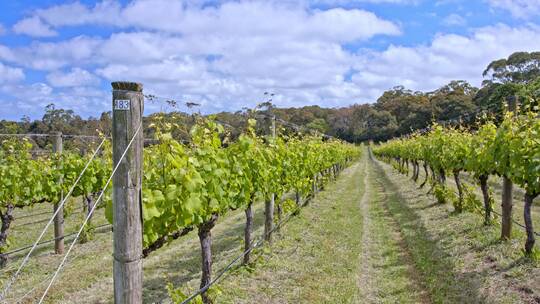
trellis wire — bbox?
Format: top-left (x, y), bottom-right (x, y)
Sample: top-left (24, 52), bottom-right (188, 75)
top-left (13, 207), bottom-right (85, 224)
top-left (491, 209), bottom-right (540, 237)
top-left (401, 101), bottom-right (506, 138)
top-left (377, 156), bottom-right (540, 239)
top-left (3, 223), bottom-right (112, 257)
top-left (181, 199), bottom-right (308, 304)
top-left (0, 133), bottom-right (107, 139)
top-left (0, 137), bottom-right (106, 300)
top-left (37, 123), bottom-right (142, 303)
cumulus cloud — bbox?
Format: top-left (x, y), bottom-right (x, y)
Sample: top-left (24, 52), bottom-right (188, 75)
top-left (3, 1), bottom-right (399, 67)
top-left (12, 16), bottom-right (57, 37)
top-left (442, 13), bottom-right (466, 26)
top-left (35, 0), bottom-right (123, 27)
top-left (32, 0), bottom-right (400, 41)
top-left (0, 62), bottom-right (25, 84)
top-left (487, 0), bottom-right (540, 19)
top-left (312, 0), bottom-right (419, 4)
top-left (0, 36), bottom-right (102, 70)
top-left (46, 68), bottom-right (101, 87)
top-left (351, 24), bottom-right (540, 100)
top-left (0, 82), bottom-right (110, 119)
top-left (0, 1), bottom-right (402, 115)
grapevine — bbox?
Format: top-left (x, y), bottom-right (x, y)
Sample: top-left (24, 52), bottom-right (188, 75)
top-left (373, 112), bottom-right (539, 255)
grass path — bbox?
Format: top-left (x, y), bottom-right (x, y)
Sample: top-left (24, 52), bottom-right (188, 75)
top-left (357, 156), bottom-right (375, 301)
top-left (216, 149), bottom-right (539, 303)
top-left (358, 155), bottom-right (430, 304)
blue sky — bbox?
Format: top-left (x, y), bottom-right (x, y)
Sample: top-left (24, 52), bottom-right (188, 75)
top-left (0, 0), bottom-right (539, 120)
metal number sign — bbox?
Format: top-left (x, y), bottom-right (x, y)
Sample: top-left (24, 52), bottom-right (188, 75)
top-left (114, 99), bottom-right (131, 110)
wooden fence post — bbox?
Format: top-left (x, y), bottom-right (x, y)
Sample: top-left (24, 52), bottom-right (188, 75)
top-left (52, 132), bottom-right (64, 254)
top-left (264, 116), bottom-right (276, 242)
top-left (501, 95), bottom-right (515, 240)
top-left (501, 177), bottom-right (513, 239)
top-left (112, 81), bottom-right (144, 304)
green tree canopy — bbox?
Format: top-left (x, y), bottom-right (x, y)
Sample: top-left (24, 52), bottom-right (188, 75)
top-left (483, 51), bottom-right (540, 84)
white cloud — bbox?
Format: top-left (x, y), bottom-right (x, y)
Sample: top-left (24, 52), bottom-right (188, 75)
top-left (0, 36), bottom-right (102, 70)
top-left (1, 82), bottom-right (110, 119)
top-left (4, 1), bottom-right (399, 67)
top-left (312, 0), bottom-right (419, 4)
top-left (32, 1), bottom-right (401, 41)
top-left (0, 62), bottom-right (25, 84)
top-left (0, 24), bottom-right (6, 35)
top-left (0, 45), bottom-right (15, 62)
top-left (487, 0), bottom-right (540, 19)
top-left (12, 16), bottom-right (57, 37)
top-left (46, 68), bottom-right (101, 87)
top-left (442, 13), bottom-right (466, 26)
top-left (351, 24), bottom-right (540, 100)
top-left (35, 0), bottom-right (123, 27)
top-left (305, 8), bottom-right (400, 41)
top-left (0, 82), bottom-right (54, 118)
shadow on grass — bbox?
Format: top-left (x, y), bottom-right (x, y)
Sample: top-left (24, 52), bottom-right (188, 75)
top-left (7, 223), bottom-right (112, 262)
top-left (471, 236), bottom-right (503, 252)
top-left (499, 256), bottom-right (536, 273)
top-left (412, 201), bottom-right (440, 211)
top-left (142, 206), bottom-right (266, 303)
top-left (372, 159), bottom-right (488, 304)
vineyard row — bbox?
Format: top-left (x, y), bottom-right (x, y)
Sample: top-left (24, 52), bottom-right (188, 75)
top-left (373, 111), bottom-right (540, 256)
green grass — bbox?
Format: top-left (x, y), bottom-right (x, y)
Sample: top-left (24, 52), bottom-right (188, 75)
top-left (7, 197), bottom-right (108, 254)
top-left (359, 163), bottom-right (429, 304)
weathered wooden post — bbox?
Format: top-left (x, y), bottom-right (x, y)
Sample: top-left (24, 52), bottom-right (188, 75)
top-left (501, 95), bottom-right (516, 240)
top-left (264, 116), bottom-right (276, 242)
top-left (501, 177), bottom-right (513, 239)
top-left (243, 201), bottom-right (254, 265)
top-left (52, 132), bottom-right (64, 254)
top-left (112, 81), bottom-right (144, 304)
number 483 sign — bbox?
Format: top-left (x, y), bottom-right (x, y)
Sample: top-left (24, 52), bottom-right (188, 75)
top-left (114, 99), bottom-right (131, 110)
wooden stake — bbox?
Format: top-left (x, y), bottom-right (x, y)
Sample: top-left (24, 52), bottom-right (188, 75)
top-left (264, 116), bottom-right (276, 243)
top-left (243, 201), bottom-right (253, 265)
top-left (264, 197), bottom-right (274, 243)
top-left (52, 132), bottom-right (64, 255)
top-left (501, 176), bottom-right (513, 240)
top-left (501, 96), bottom-right (515, 240)
top-left (112, 81), bottom-right (144, 304)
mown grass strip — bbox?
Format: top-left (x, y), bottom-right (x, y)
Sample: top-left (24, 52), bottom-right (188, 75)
top-left (371, 158), bottom-right (490, 303)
